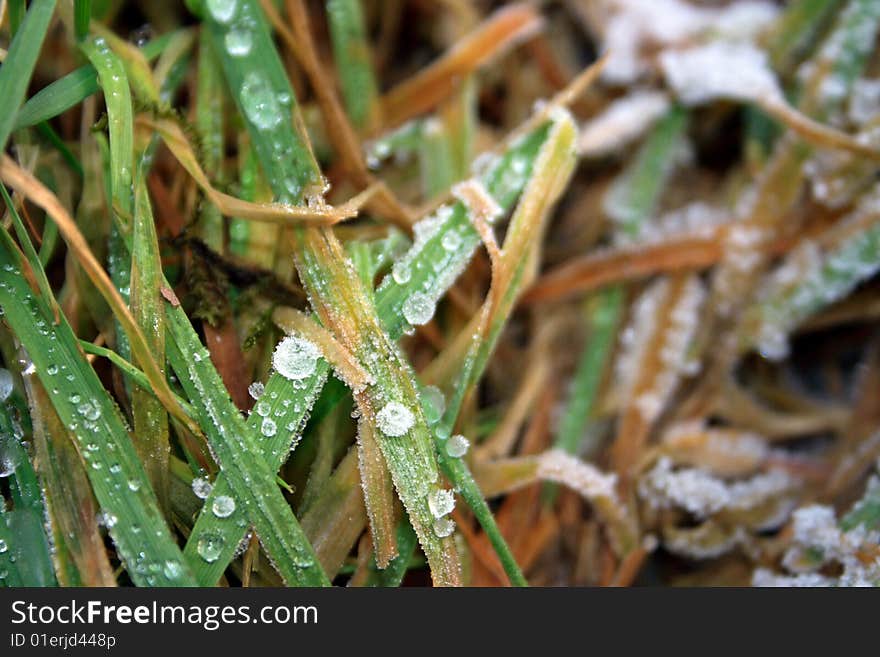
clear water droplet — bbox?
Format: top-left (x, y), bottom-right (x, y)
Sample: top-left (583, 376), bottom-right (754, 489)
top-left (212, 495), bottom-right (236, 518)
top-left (392, 261), bottom-right (411, 285)
top-left (206, 0), bottom-right (237, 24)
top-left (163, 560), bottom-right (183, 579)
top-left (197, 532), bottom-right (224, 563)
top-left (0, 369), bottom-right (11, 401)
top-left (225, 30), bottom-right (252, 57)
top-left (420, 385), bottom-right (445, 425)
top-left (240, 71), bottom-right (283, 130)
top-left (261, 417), bottom-right (277, 437)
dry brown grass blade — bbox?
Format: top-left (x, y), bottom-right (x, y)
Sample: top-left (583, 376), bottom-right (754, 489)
top-left (0, 154), bottom-right (201, 438)
top-left (610, 274), bottom-right (705, 487)
top-left (380, 3), bottom-right (544, 129)
top-left (761, 97), bottom-right (880, 162)
top-left (522, 233), bottom-right (723, 304)
top-left (203, 319), bottom-right (251, 411)
top-left (141, 117), bottom-right (373, 225)
top-left (473, 449), bottom-right (637, 555)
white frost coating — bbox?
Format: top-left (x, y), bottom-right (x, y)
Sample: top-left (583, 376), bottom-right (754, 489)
top-left (579, 90), bottom-right (670, 156)
top-left (600, 0), bottom-right (779, 84)
top-left (639, 457), bottom-right (796, 518)
top-left (662, 422), bottom-right (768, 476)
top-left (0, 368), bottom-right (12, 401)
top-left (616, 276), bottom-right (705, 422)
top-left (272, 336), bottom-right (321, 380)
top-left (752, 569), bottom-right (835, 587)
top-left (375, 401), bottom-right (414, 437)
top-left (659, 41), bottom-right (782, 106)
top-left (790, 505), bottom-right (841, 553)
top-left (536, 449), bottom-right (618, 501)
top-left (452, 180), bottom-right (503, 226)
top-left (427, 488), bottom-right (455, 519)
top-left (849, 78), bottom-right (880, 124)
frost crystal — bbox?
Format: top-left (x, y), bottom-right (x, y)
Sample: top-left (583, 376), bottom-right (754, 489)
top-left (376, 401), bottom-right (415, 437)
top-left (273, 335), bottom-right (321, 380)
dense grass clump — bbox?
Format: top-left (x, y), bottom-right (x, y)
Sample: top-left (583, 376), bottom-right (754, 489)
top-left (1, 0), bottom-right (880, 587)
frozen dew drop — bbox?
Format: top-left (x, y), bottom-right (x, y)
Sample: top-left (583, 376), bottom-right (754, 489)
top-left (273, 335), bottom-right (320, 380)
top-left (206, 0), bottom-right (237, 24)
top-left (240, 71), bottom-right (283, 131)
top-left (0, 539), bottom-right (6, 553)
top-left (128, 479), bottom-right (141, 492)
top-left (197, 532), bottom-right (225, 563)
top-left (77, 401), bottom-right (101, 421)
top-left (109, 463), bottom-right (122, 474)
top-left (261, 417), bottom-right (278, 437)
top-left (248, 381), bottom-right (265, 400)
top-left (433, 516), bottom-right (455, 538)
top-left (192, 476), bottom-right (213, 500)
top-left (376, 401), bottom-right (414, 437)
top-left (255, 401), bottom-right (270, 417)
top-left (212, 495), bottom-right (236, 518)
top-left (427, 488), bottom-right (456, 519)
top-left (446, 434), bottom-right (470, 458)
top-left (224, 30), bottom-right (252, 57)
top-left (402, 292), bottom-right (435, 326)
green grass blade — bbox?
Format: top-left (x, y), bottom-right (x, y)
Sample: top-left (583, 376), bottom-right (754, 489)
top-left (130, 173), bottom-right (170, 512)
top-left (74, 0), bottom-right (91, 41)
top-left (554, 286), bottom-right (625, 456)
top-left (0, 402), bottom-right (56, 586)
top-left (603, 107), bottom-right (688, 242)
top-left (0, 0), bottom-right (57, 152)
top-left (165, 310), bottom-right (330, 586)
top-left (326, 0), bottom-right (380, 132)
top-left (0, 233), bottom-right (196, 586)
